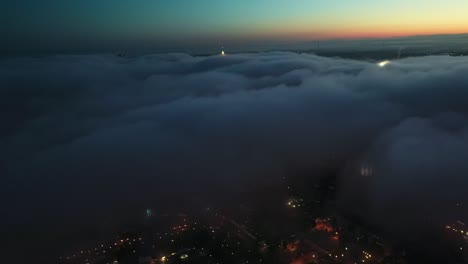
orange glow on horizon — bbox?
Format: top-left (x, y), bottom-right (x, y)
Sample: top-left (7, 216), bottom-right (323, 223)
top-left (233, 13), bottom-right (468, 41)
top-left (249, 26), bottom-right (468, 41)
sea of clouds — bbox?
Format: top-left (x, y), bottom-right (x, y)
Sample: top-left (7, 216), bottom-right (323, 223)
top-left (2, 52), bottom-right (468, 262)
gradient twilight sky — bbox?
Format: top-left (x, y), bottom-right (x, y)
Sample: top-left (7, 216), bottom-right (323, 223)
top-left (2, 0), bottom-right (468, 53)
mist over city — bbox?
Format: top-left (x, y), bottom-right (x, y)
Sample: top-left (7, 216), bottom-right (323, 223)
top-left (2, 1), bottom-right (468, 264)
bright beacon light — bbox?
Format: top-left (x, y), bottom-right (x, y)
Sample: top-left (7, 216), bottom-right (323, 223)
top-left (378, 60), bottom-right (391, 67)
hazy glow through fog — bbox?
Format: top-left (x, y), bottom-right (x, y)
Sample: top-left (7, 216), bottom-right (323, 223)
top-left (378, 60), bottom-right (391, 67)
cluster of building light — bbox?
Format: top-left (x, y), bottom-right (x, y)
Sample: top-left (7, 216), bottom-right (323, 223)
top-left (60, 237), bottom-right (144, 262)
top-left (314, 218), bottom-right (335, 233)
top-left (329, 253), bottom-right (346, 259)
top-left (446, 225), bottom-right (468, 236)
top-left (287, 198), bottom-right (304, 208)
top-left (173, 224), bottom-right (189, 232)
top-left (60, 194), bottom-right (402, 264)
top-left (362, 250), bottom-right (373, 262)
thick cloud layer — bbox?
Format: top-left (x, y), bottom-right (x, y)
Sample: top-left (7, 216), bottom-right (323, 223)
top-left (2, 52), bottom-right (468, 262)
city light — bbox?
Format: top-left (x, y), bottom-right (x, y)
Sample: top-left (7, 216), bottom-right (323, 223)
top-left (378, 60), bottom-right (391, 67)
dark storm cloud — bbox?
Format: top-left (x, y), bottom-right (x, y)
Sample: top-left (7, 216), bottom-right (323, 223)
top-left (2, 52), bottom-right (468, 262)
